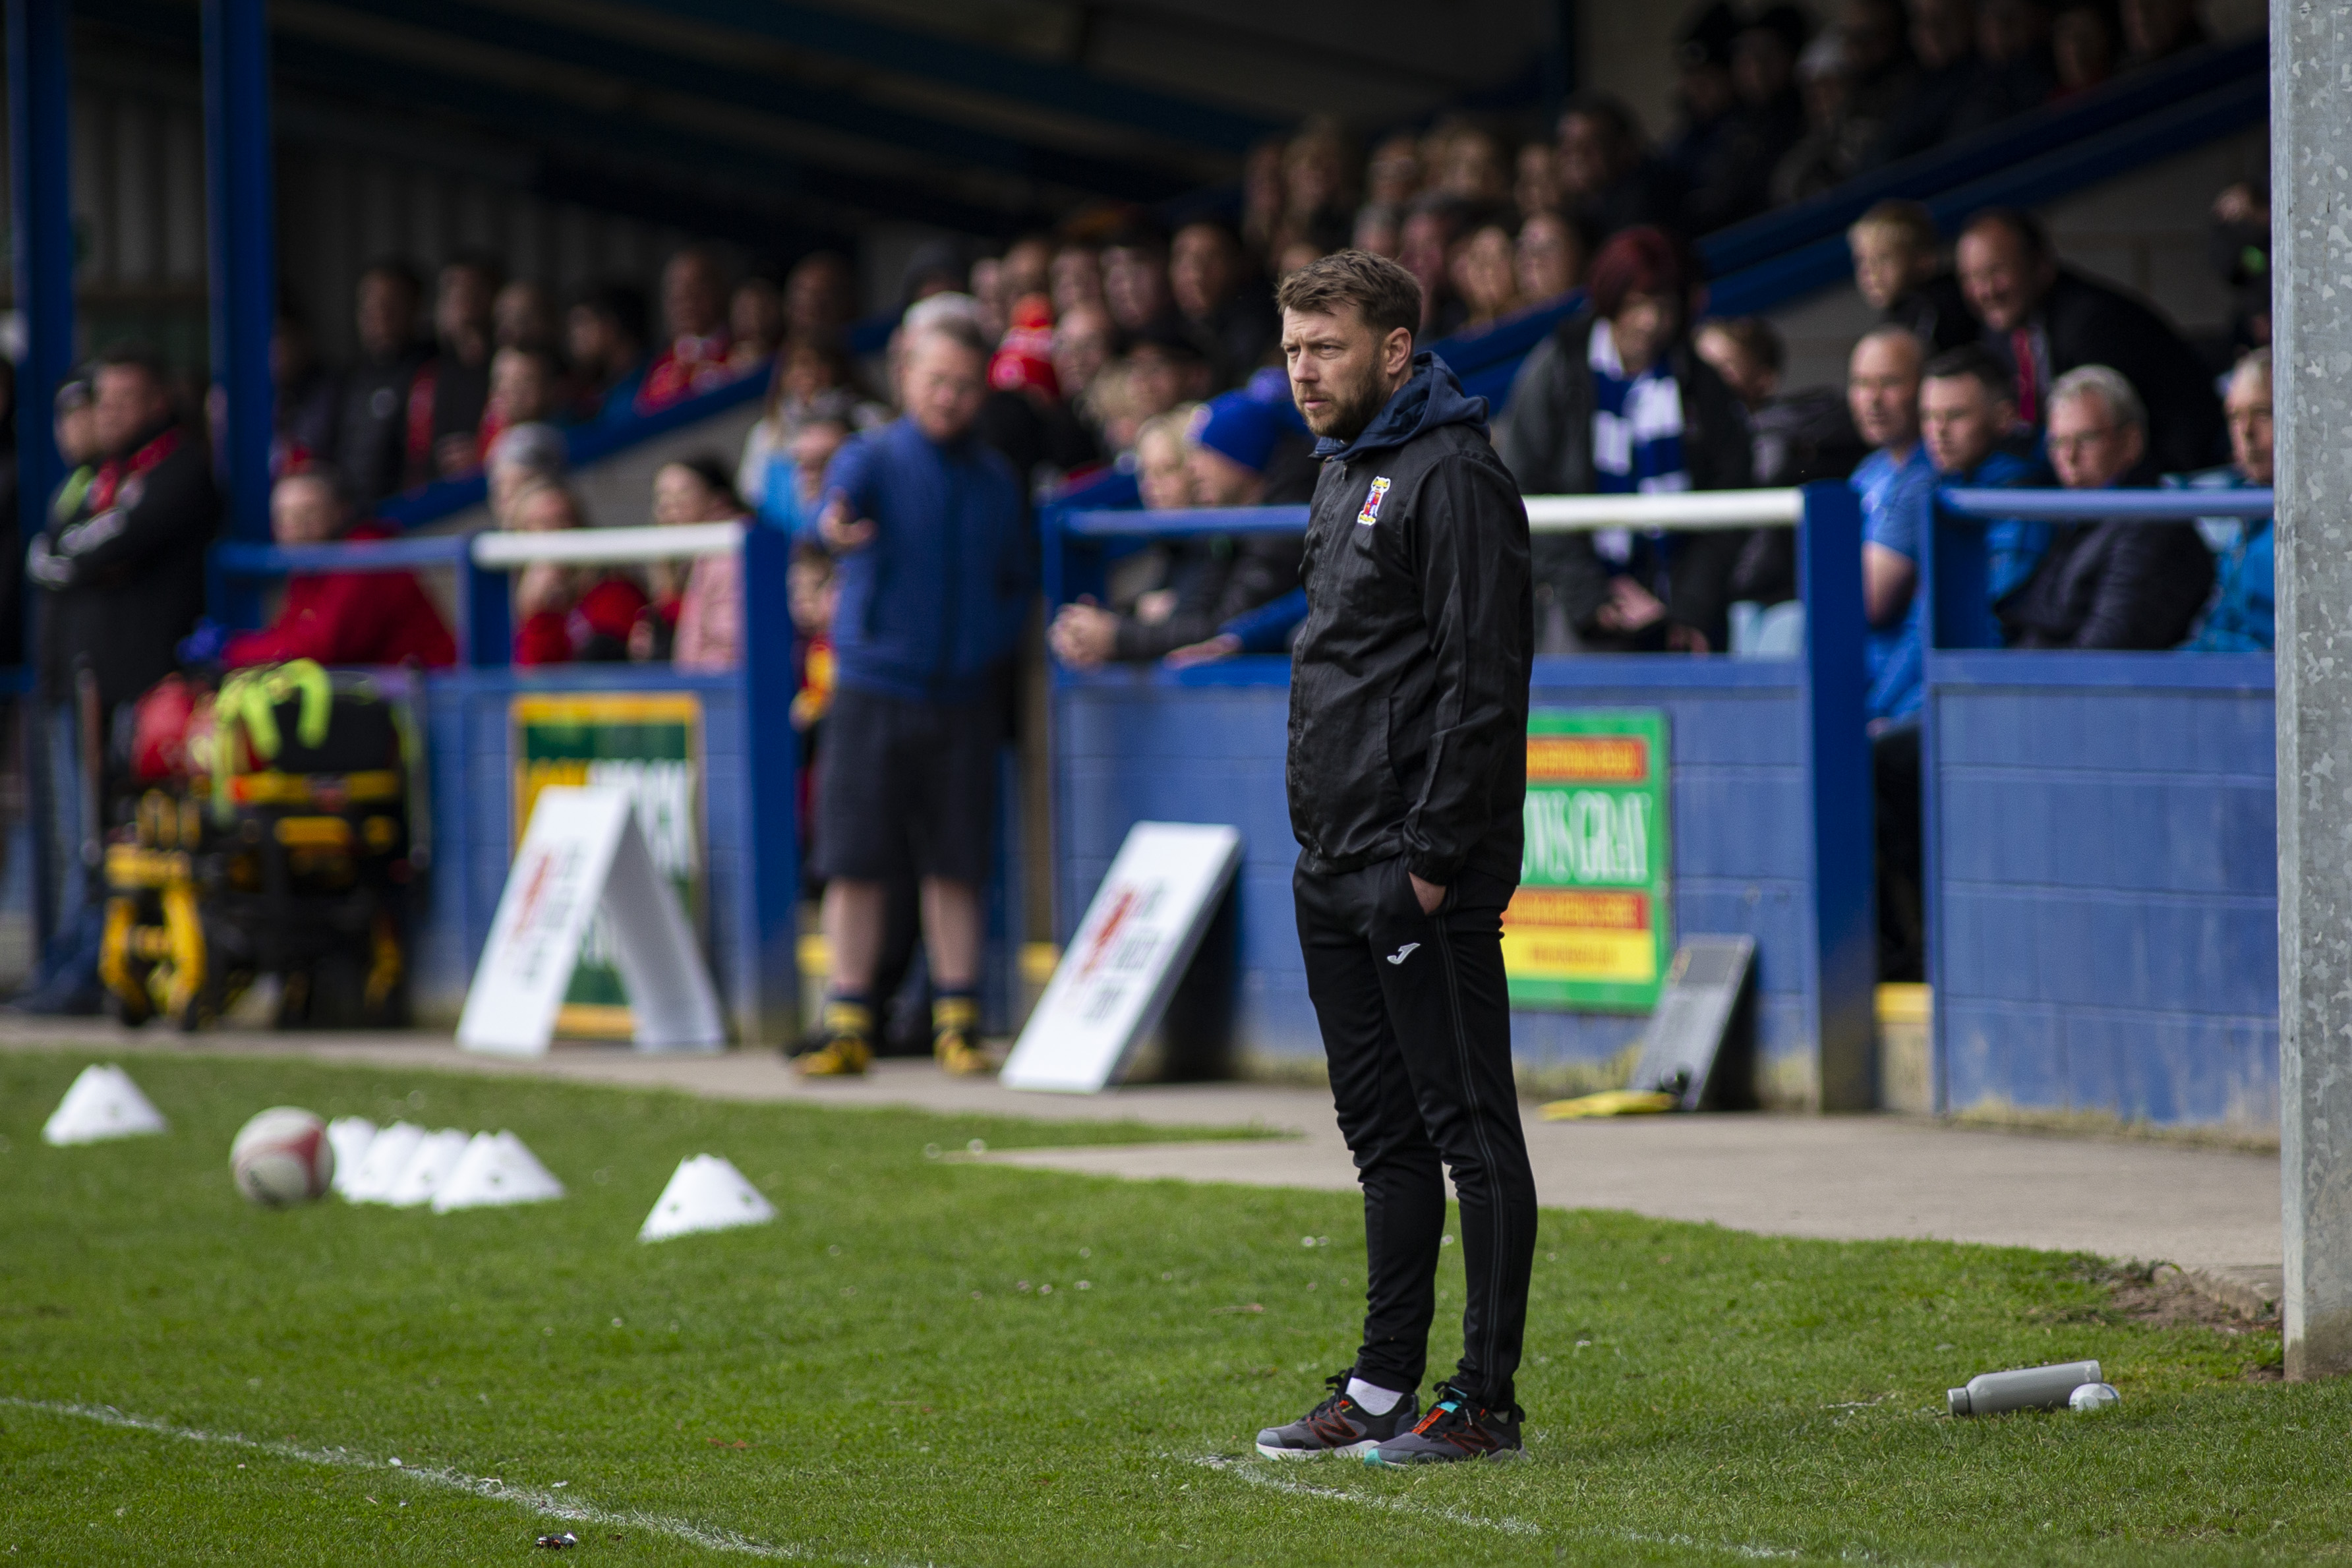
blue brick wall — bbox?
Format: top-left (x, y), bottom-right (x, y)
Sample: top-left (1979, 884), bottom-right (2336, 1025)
top-left (1054, 655), bottom-right (1819, 1087)
top-left (1927, 652), bottom-right (2276, 1129)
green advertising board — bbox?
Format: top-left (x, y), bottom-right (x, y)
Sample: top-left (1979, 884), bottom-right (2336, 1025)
top-left (511, 695), bottom-right (705, 1038)
top-left (1504, 707), bottom-right (1671, 1012)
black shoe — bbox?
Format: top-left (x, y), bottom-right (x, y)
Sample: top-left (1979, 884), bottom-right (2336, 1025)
top-left (1255, 1371), bottom-right (1419, 1459)
top-left (1364, 1382), bottom-right (1523, 1466)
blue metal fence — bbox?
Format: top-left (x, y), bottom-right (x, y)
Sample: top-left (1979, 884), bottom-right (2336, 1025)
top-left (1042, 482), bottom-right (1875, 1107)
top-left (1922, 487), bottom-right (2278, 1132)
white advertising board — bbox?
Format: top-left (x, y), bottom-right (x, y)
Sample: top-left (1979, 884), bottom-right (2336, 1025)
top-left (1000, 821), bottom-right (1243, 1093)
top-left (457, 786), bottom-right (725, 1056)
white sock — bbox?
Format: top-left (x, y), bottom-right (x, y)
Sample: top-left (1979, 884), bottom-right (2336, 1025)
top-left (1346, 1377), bottom-right (1406, 1415)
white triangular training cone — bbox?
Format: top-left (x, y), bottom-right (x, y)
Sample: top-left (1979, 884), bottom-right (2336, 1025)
top-left (638, 1154), bottom-right (775, 1242)
top-left (432, 1131), bottom-right (565, 1213)
top-left (384, 1128), bottom-right (470, 1208)
top-left (42, 1064), bottom-right (168, 1146)
top-left (341, 1120), bottom-right (424, 1203)
top-left (326, 1117), bottom-right (378, 1197)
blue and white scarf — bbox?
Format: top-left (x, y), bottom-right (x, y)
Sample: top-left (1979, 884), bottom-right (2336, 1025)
top-left (1588, 319), bottom-right (1688, 566)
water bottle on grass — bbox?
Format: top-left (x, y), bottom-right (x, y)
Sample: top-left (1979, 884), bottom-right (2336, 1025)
top-left (1947, 1360), bottom-right (2103, 1416)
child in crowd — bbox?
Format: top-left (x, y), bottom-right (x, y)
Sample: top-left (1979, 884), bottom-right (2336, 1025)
top-left (508, 482), bottom-right (648, 665)
top-left (1086, 361), bottom-right (1149, 457)
top-left (789, 545), bottom-right (839, 732)
top-left (658, 455), bottom-right (754, 673)
top-left (788, 542), bottom-right (840, 888)
top-left (1846, 200), bottom-right (1977, 354)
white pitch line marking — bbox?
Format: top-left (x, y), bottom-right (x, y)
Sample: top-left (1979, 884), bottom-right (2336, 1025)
top-left (4, 1397), bottom-right (942, 1567)
top-left (1194, 1454), bottom-right (1837, 1561)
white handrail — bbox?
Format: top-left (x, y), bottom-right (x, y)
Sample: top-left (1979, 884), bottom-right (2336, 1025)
top-left (469, 521), bottom-right (746, 568)
top-left (1521, 489), bottom-right (1805, 531)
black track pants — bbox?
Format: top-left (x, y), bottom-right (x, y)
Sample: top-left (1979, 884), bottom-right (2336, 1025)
top-left (1295, 854), bottom-right (1538, 1410)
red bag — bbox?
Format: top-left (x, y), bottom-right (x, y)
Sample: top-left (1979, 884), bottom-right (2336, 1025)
top-left (129, 676), bottom-right (213, 782)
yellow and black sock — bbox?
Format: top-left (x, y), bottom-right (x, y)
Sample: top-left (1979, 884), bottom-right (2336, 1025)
top-left (931, 991), bottom-right (978, 1037)
top-left (823, 995), bottom-right (875, 1041)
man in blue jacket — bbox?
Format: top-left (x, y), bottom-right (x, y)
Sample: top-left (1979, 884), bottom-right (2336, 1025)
top-left (2178, 349), bottom-right (2274, 651)
top-left (794, 314), bottom-right (1032, 1077)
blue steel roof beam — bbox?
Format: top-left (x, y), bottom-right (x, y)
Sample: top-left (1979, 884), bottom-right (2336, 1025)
top-left (264, 34), bottom-right (1028, 234)
top-left (78, 0), bottom-right (1032, 237)
top-left (1699, 35), bottom-right (2268, 277)
top-left (1705, 71), bottom-right (2267, 317)
top-left (618, 0), bottom-right (1281, 156)
top-left (268, 0), bottom-right (1094, 214)
top-left (304, 0), bottom-right (1195, 205)
top-left (468, 0), bottom-right (1232, 184)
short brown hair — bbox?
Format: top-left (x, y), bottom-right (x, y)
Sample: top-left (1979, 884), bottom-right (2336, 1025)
top-left (1276, 249), bottom-right (1421, 343)
top-left (1922, 344), bottom-right (2014, 403)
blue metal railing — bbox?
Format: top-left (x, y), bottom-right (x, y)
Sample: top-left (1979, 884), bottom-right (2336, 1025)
top-left (1940, 486), bottom-right (2274, 523)
top-left (1914, 482), bottom-right (2276, 1126)
top-left (210, 532), bottom-right (511, 670)
top-left (1927, 485), bottom-right (2272, 653)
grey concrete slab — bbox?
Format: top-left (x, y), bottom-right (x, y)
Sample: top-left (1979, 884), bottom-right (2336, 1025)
top-left (984, 1114), bottom-right (2282, 1279)
top-left (0, 1022), bottom-right (2279, 1277)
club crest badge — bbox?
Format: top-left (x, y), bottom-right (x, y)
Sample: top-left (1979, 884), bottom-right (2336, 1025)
top-left (1356, 476), bottom-right (1391, 527)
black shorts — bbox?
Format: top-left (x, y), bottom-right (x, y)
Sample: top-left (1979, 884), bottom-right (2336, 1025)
top-left (812, 684), bottom-right (1002, 885)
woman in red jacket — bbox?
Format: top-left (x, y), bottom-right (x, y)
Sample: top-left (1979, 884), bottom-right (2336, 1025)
top-left (223, 467), bottom-right (455, 668)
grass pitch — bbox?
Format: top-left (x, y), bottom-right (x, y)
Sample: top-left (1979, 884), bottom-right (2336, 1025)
top-left (0, 1049), bottom-right (2336, 1566)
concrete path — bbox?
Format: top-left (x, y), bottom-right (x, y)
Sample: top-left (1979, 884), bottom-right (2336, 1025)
top-left (0, 1021), bottom-right (2281, 1299)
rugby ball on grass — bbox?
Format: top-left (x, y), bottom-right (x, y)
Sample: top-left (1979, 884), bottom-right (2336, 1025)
top-left (230, 1107), bottom-right (335, 1207)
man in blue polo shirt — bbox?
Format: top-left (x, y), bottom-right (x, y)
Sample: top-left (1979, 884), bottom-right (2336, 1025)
top-left (1865, 341), bottom-right (2040, 980)
top-left (1919, 344), bottom-right (2049, 638)
top-left (794, 313), bottom-right (1033, 1077)
top-left (1846, 326), bottom-right (1935, 728)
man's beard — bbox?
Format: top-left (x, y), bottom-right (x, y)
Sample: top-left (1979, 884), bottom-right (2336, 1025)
top-left (1300, 365), bottom-right (1394, 444)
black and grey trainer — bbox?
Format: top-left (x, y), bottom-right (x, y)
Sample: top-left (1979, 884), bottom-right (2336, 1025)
top-left (1255, 1371), bottom-right (1419, 1460)
top-left (1364, 1382), bottom-right (1523, 1465)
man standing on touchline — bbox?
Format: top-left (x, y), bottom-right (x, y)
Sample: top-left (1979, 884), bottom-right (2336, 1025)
top-left (1251, 250), bottom-right (1538, 1466)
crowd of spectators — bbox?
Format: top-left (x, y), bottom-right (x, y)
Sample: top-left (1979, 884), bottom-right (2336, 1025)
top-left (1083, 0), bottom-right (2231, 360)
top-left (1809, 191), bottom-right (2271, 977)
top-left (275, 246), bottom-right (852, 507)
top-left (0, 0), bottom-right (2262, 1024)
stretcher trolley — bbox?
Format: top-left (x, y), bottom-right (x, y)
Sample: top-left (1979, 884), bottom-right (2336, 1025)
top-left (100, 660), bottom-right (424, 1030)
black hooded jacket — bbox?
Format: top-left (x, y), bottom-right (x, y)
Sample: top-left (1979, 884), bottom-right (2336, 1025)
top-left (1287, 353), bottom-right (1532, 887)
